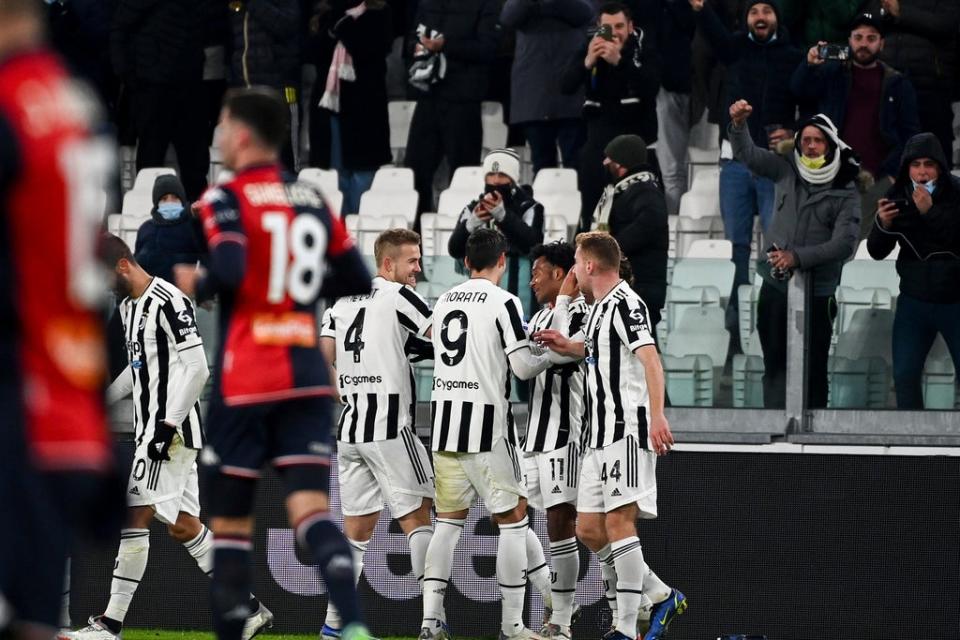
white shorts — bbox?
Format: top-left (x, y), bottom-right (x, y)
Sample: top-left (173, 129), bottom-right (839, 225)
top-left (338, 428), bottom-right (435, 518)
top-left (433, 438), bottom-right (526, 514)
top-left (577, 435), bottom-right (657, 517)
top-left (127, 434), bottom-right (200, 526)
top-left (523, 443), bottom-right (579, 510)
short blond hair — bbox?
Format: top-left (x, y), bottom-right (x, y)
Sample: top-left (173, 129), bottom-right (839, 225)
top-left (374, 228), bottom-right (421, 267)
top-left (575, 231), bottom-right (621, 272)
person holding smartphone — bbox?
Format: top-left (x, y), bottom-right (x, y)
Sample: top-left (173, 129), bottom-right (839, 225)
top-left (868, 132), bottom-right (960, 409)
top-left (728, 100), bottom-right (862, 409)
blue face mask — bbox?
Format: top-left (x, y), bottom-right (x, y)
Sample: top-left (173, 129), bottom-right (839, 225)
top-left (911, 180), bottom-right (936, 195)
top-left (157, 202), bottom-right (184, 220)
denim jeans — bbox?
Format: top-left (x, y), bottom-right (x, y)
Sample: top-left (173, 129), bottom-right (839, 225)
top-left (330, 116), bottom-right (375, 214)
top-left (719, 159), bottom-right (775, 332)
top-left (892, 293), bottom-right (960, 409)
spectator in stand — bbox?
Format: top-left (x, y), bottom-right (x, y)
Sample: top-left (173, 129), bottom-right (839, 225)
top-left (449, 148), bottom-right (544, 309)
top-left (404, 0), bottom-right (499, 215)
top-left (227, 0), bottom-right (302, 170)
top-left (791, 13), bottom-right (920, 239)
top-left (868, 133), bottom-right (960, 409)
top-left (689, 0), bottom-right (803, 348)
top-left (111, 0), bottom-right (209, 200)
top-left (309, 0), bottom-right (394, 214)
top-left (729, 100), bottom-right (861, 409)
top-left (591, 134), bottom-right (668, 341)
top-left (134, 175), bottom-right (206, 284)
top-left (561, 2), bottom-right (661, 231)
top-left (859, 0), bottom-right (960, 169)
top-left (500, 0), bottom-right (593, 174)
top-left (656, 0), bottom-right (697, 216)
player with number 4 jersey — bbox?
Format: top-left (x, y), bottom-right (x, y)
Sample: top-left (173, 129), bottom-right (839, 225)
top-left (319, 229), bottom-right (435, 639)
top-left (174, 87), bottom-right (373, 640)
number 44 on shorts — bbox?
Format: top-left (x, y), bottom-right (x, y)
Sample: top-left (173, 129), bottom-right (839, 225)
top-left (600, 460), bottom-right (621, 483)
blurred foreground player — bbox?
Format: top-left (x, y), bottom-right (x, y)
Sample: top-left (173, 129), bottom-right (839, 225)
top-left (0, 1), bottom-right (121, 637)
top-left (174, 87), bottom-right (373, 640)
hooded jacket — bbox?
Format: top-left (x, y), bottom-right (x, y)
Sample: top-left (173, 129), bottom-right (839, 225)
top-left (867, 133), bottom-right (960, 303)
top-left (730, 118), bottom-right (861, 295)
top-left (134, 175), bottom-right (206, 283)
top-left (790, 60), bottom-right (920, 179)
top-left (695, 0), bottom-right (804, 146)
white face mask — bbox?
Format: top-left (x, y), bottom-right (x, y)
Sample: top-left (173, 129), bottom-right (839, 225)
top-left (911, 180), bottom-right (936, 195)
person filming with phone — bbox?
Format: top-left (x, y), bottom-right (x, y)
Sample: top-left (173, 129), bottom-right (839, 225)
top-left (791, 13), bottom-right (920, 239)
top-left (561, 2), bottom-right (661, 231)
top-left (728, 99), bottom-right (862, 410)
top-left (868, 132), bottom-right (960, 409)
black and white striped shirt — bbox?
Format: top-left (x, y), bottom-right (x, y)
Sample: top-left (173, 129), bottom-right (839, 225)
top-left (119, 278), bottom-right (205, 449)
top-left (420, 278), bottom-right (529, 453)
top-left (321, 277), bottom-right (433, 443)
top-left (583, 281), bottom-right (656, 449)
top-left (522, 296), bottom-right (589, 453)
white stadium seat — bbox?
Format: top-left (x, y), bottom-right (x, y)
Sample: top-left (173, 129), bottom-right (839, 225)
top-left (688, 166), bottom-right (720, 195)
top-left (371, 167), bottom-right (415, 191)
top-left (678, 189), bottom-right (720, 219)
top-left (449, 166), bottom-right (485, 192)
top-left (122, 190), bottom-right (154, 217)
top-left (533, 168), bottom-right (579, 194)
top-left (352, 215), bottom-right (408, 255)
top-left (436, 189), bottom-right (474, 217)
top-left (672, 257), bottom-right (736, 304)
top-left (737, 278), bottom-right (762, 352)
top-left (685, 238), bottom-right (732, 259)
top-left (854, 238), bottom-right (899, 260)
top-left (674, 215), bottom-right (723, 259)
top-left (537, 191), bottom-right (581, 228)
top-left (481, 101), bottom-right (507, 151)
top-left (358, 189), bottom-right (418, 227)
top-left (132, 167), bottom-right (176, 193)
top-left (828, 308), bottom-right (894, 408)
top-left (388, 101), bottom-right (416, 160)
top-left (543, 214), bottom-right (569, 244)
top-left (298, 168), bottom-right (339, 195)
top-left (662, 306), bottom-right (729, 406)
top-left (732, 329), bottom-right (765, 408)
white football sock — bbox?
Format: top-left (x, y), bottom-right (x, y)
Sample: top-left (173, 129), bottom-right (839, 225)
top-left (325, 537), bottom-right (368, 629)
top-left (498, 517), bottom-right (529, 636)
top-left (549, 537), bottom-right (579, 627)
top-left (104, 529), bottom-right (150, 624)
top-left (643, 565), bottom-right (671, 604)
top-left (611, 537), bottom-right (645, 634)
top-left (60, 557), bottom-right (71, 628)
top-left (525, 526), bottom-right (552, 609)
top-left (183, 525), bottom-right (213, 576)
top-left (421, 518), bottom-right (463, 628)
top-left (597, 544), bottom-right (618, 627)
top-left (407, 525), bottom-right (434, 591)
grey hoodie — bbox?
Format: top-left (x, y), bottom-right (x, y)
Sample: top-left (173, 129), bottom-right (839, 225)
top-left (729, 121), bottom-right (861, 295)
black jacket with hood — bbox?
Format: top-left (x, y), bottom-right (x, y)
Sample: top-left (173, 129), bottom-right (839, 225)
top-left (867, 133), bottom-right (960, 303)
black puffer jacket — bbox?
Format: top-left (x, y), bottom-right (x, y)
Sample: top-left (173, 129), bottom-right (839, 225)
top-left (560, 28), bottom-right (661, 144)
top-left (408, 0), bottom-right (500, 103)
top-left (867, 133), bottom-right (960, 303)
top-left (860, 0), bottom-right (960, 99)
top-left (111, 0), bottom-right (206, 85)
top-left (606, 169), bottom-right (668, 318)
top-left (229, 0), bottom-right (301, 88)
top-left (695, 1), bottom-right (803, 146)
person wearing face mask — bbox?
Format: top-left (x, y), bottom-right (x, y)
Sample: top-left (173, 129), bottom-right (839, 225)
top-left (448, 148), bottom-right (544, 310)
top-left (134, 174), bottom-right (206, 285)
top-left (729, 100), bottom-right (862, 409)
top-left (868, 132), bottom-right (960, 409)
top-left (591, 134), bottom-right (668, 341)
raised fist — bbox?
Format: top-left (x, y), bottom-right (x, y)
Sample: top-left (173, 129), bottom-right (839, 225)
top-left (729, 99), bottom-right (753, 127)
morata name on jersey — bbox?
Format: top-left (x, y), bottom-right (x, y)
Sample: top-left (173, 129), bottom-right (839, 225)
top-left (440, 290), bottom-right (489, 304)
